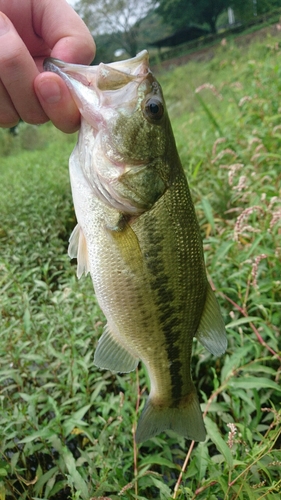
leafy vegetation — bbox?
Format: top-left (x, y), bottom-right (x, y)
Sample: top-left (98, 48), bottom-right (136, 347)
top-left (77, 0), bottom-right (281, 62)
top-left (0, 29), bottom-right (280, 499)
top-left (156, 0), bottom-right (231, 34)
top-left (76, 0), bottom-right (155, 58)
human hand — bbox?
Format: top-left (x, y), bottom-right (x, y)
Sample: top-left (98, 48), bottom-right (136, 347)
top-left (0, 0), bottom-right (95, 133)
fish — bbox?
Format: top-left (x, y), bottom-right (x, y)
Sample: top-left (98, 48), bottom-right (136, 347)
top-left (44, 51), bottom-right (227, 444)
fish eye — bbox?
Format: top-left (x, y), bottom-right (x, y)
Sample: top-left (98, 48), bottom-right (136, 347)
top-left (143, 98), bottom-right (164, 122)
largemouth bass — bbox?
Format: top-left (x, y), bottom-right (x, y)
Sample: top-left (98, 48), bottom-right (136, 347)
top-left (44, 51), bottom-right (227, 443)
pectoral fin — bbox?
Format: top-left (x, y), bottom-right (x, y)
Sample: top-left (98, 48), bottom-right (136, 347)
top-left (68, 224), bottom-right (90, 279)
top-left (94, 325), bottom-right (139, 373)
top-left (105, 216), bottom-right (143, 273)
top-left (195, 283), bottom-right (227, 356)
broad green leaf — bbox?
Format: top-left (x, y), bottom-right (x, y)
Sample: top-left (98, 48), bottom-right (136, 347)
top-left (33, 466), bottom-right (58, 496)
top-left (245, 362), bottom-right (276, 375)
top-left (19, 427), bottom-right (54, 443)
top-left (229, 376), bottom-right (281, 392)
top-left (196, 441), bottom-right (209, 481)
top-left (150, 476), bottom-right (172, 497)
top-left (201, 197), bottom-right (215, 232)
top-left (140, 455), bottom-right (179, 469)
top-left (23, 307), bottom-right (31, 334)
top-left (62, 447), bottom-right (88, 500)
top-left (70, 404), bottom-right (91, 421)
top-left (201, 402), bottom-right (229, 412)
top-left (90, 380), bottom-right (108, 402)
top-left (221, 344), bottom-right (254, 381)
top-left (10, 451), bottom-right (20, 473)
top-left (226, 316), bottom-right (262, 328)
top-left (204, 417), bottom-right (233, 468)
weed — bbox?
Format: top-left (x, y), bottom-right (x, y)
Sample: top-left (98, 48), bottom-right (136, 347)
top-left (0, 30), bottom-right (280, 499)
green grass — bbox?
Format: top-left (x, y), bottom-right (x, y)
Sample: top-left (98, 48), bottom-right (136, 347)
top-left (0, 30), bottom-right (280, 500)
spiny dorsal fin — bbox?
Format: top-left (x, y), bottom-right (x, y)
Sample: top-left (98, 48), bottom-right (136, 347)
top-left (68, 224), bottom-right (90, 279)
top-left (195, 282), bottom-right (227, 356)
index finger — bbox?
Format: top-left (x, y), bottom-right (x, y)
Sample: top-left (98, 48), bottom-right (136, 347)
top-left (34, 0), bottom-right (95, 132)
top-left (33, 0), bottom-right (95, 67)
top-left (0, 13), bottom-right (48, 126)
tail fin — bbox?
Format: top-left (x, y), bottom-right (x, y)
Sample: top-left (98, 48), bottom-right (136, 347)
top-left (135, 388), bottom-right (206, 444)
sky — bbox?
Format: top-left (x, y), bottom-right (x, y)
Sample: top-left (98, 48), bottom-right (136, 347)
top-left (66, 0), bottom-right (77, 7)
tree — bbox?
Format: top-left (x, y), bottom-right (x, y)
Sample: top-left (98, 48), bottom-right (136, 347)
top-left (156, 0), bottom-right (230, 33)
top-left (76, 0), bottom-right (156, 57)
top-left (234, 0), bottom-right (281, 21)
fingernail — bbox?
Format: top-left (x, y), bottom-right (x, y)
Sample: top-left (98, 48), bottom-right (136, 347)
top-left (38, 80), bottom-right (62, 104)
top-left (0, 13), bottom-right (9, 35)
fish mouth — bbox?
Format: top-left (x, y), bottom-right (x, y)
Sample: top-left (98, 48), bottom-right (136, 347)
top-left (43, 50), bottom-right (150, 91)
top-left (44, 51), bottom-right (166, 215)
top-left (43, 51), bottom-right (152, 127)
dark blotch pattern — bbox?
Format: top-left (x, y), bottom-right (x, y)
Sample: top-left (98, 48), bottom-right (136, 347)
top-left (145, 222), bottom-right (184, 402)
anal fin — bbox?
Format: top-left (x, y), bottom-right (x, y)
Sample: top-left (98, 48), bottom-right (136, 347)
top-left (195, 282), bottom-right (227, 356)
top-left (94, 325), bottom-right (139, 373)
top-left (68, 224), bottom-right (90, 279)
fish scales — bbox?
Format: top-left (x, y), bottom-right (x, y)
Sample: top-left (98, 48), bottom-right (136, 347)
top-left (134, 184), bottom-right (206, 394)
top-left (44, 51), bottom-right (227, 443)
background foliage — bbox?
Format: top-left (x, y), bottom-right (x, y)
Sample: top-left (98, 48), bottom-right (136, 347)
top-left (0, 24), bottom-right (280, 500)
top-left (75, 0), bottom-right (281, 59)
top-left (156, 0), bottom-right (231, 33)
top-left (156, 0), bottom-right (281, 32)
